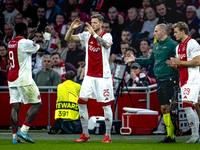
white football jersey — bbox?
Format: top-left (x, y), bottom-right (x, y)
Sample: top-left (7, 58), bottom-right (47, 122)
top-left (176, 37), bottom-right (200, 87)
top-left (78, 31), bottom-right (112, 78)
top-left (8, 37), bottom-right (40, 87)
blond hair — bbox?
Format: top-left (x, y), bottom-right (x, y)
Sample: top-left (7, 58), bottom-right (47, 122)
top-left (172, 21), bottom-right (189, 35)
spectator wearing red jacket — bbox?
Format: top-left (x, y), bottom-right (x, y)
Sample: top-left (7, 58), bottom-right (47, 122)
top-left (126, 62), bottom-right (151, 89)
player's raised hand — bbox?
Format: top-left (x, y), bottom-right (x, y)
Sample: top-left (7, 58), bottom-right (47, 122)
top-left (27, 28), bottom-right (37, 39)
top-left (85, 22), bottom-right (95, 35)
top-left (44, 26), bottom-right (51, 33)
top-left (118, 14), bottom-right (124, 25)
top-left (124, 53), bottom-right (135, 63)
top-left (71, 19), bottom-right (81, 29)
top-left (130, 71), bottom-right (137, 79)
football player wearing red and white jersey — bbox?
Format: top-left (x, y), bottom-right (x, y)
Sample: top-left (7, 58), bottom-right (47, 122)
top-left (65, 14), bottom-right (114, 143)
top-left (8, 23), bottom-right (51, 143)
top-left (167, 21), bottom-right (200, 143)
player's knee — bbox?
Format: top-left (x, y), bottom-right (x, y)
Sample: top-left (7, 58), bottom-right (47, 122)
top-left (34, 102), bottom-right (42, 110)
top-left (161, 104), bottom-right (170, 114)
top-left (12, 103), bottom-right (21, 110)
top-left (102, 103), bottom-right (112, 114)
top-left (38, 102), bottom-right (42, 109)
top-left (161, 105), bottom-right (166, 110)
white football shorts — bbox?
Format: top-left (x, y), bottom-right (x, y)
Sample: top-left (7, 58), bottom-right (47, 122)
top-left (181, 83), bottom-right (200, 104)
top-left (79, 76), bottom-right (114, 102)
top-left (9, 82), bottom-right (41, 104)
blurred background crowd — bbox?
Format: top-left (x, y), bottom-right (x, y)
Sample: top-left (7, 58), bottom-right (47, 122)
top-left (0, 0), bottom-right (200, 89)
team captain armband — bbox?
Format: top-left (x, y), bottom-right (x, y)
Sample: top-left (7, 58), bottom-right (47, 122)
top-left (43, 32), bottom-right (51, 41)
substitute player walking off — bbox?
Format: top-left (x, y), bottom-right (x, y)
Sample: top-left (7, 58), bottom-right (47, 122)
top-left (167, 21), bottom-right (200, 143)
top-left (8, 23), bottom-right (51, 143)
top-left (65, 14), bottom-right (114, 143)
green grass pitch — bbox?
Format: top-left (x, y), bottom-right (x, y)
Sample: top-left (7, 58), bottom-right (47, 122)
top-left (0, 130), bottom-right (200, 150)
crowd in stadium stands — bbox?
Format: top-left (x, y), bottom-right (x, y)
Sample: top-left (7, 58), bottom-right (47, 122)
top-left (1, 0), bottom-right (200, 89)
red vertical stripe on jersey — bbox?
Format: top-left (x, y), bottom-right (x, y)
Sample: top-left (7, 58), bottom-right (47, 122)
top-left (87, 31), bottom-right (106, 78)
top-left (8, 37), bottom-right (25, 82)
top-left (178, 36), bottom-right (191, 87)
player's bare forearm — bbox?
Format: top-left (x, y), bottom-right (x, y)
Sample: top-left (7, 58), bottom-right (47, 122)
top-left (27, 28), bottom-right (37, 39)
top-left (178, 55), bottom-right (200, 67)
top-left (179, 60), bottom-right (200, 67)
top-left (95, 36), bottom-right (112, 49)
top-left (39, 40), bottom-right (49, 52)
top-left (65, 28), bottom-right (74, 42)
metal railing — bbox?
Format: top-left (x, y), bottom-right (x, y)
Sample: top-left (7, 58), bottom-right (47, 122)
top-left (122, 84), bottom-right (157, 109)
top-left (0, 84), bottom-right (158, 127)
top-left (0, 85), bottom-right (158, 111)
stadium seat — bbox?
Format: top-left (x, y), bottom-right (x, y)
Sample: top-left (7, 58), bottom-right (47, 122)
top-left (101, 12), bottom-right (105, 17)
top-left (125, 14), bottom-right (129, 20)
top-left (118, 12), bottom-right (124, 18)
top-left (79, 12), bottom-right (87, 22)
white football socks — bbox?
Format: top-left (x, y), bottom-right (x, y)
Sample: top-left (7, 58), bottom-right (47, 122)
top-left (13, 133), bottom-right (18, 140)
top-left (193, 109), bottom-right (199, 136)
top-left (103, 105), bottom-right (113, 138)
top-left (78, 104), bottom-right (89, 137)
top-left (184, 107), bottom-right (199, 137)
top-left (21, 125), bottom-right (30, 133)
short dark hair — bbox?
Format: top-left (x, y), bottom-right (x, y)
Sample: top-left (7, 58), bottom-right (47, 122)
top-left (5, 0), bottom-right (15, 4)
top-left (120, 41), bottom-right (130, 46)
top-left (122, 28), bottom-right (131, 33)
top-left (140, 38), bottom-right (151, 46)
top-left (38, 5), bottom-right (47, 11)
top-left (51, 52), bottom-right (61, 58)
top-left (91, 14), bottom-right (104, 22)
top-left (0, 43), bottom-right (7, 50)
top-left (47, 23), bottom-right (54, 27)
top-left (103, 20), bottom-right (111, 28)
top-left (55, 13), bottom-right (66, 22)
top-left (15, 22), bottom-right (27, 35)
top-left (0, 43), bottom-right (8, 60)
top-left (126, 47), bottom-right (137, 55)
top-left (35, 30), bottom-right (43, 34)
top-left (75, 52), bottom-right (85, 62)
top-left (71, 10), bottom-right (80, 16)
top-left (92, 9), bottom-right (101, 14)
top-left (65, 70), bottom-right (76, 81)
top-left (154, 0), bottom-right (165, 7)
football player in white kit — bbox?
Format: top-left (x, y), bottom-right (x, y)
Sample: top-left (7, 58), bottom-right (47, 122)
top-left (167, 21), bottom-right (200, 143)
top-left (65, 14), bottom-right (114, 143)
top-left (8, 23), bottom-right (51, 143)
